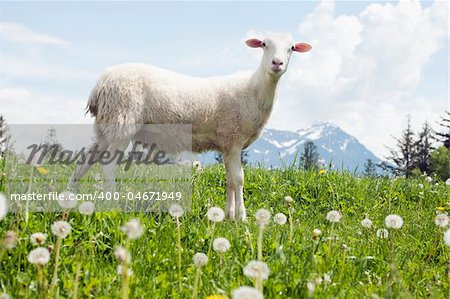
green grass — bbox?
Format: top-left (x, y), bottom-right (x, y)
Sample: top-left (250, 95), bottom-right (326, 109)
top-left (0, 160), bottom-right (449, 298)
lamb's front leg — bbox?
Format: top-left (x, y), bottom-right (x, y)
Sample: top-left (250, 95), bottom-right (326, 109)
top-left (224, 149), bottom-right (246, 220)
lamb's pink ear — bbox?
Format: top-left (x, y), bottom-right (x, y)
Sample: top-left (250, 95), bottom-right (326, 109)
top-left (293, 43), bottom-right (312, 52)
top-left (246, 38), bottom-right (264, 48)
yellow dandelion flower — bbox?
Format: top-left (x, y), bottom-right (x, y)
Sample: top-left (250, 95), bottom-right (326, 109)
top-left (436, 207), bottom-right (446, 212)
top-left (319, 169), bottom-right (327, 175)
top-left (36, 166), bottom-right (49, 175)
top-left (206, 295), bottom-right (228, 299)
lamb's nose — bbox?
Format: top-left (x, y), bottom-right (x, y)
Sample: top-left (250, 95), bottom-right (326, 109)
top-left (272, 59), bottom-right (283, 66)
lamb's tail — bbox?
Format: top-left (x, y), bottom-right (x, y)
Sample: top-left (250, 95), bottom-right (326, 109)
top-left (85, 88), bottom-right (99, 117)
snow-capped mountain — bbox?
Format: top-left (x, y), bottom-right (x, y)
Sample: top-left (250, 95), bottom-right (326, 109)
top-left (201, 122), bottom-right (383, 172)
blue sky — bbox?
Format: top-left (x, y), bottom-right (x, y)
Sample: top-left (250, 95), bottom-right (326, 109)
top-left (0, 1), bottom-right (448, 157)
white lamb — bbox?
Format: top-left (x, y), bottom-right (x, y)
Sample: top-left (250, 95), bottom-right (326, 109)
top-left (68, 33), bottom-right (311, 220)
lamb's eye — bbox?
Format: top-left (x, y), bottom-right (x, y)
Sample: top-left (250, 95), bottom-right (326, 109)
top-left (262, 42), bottom-right (266, 48)
top-left (291, 46), bottom-right (295, 51)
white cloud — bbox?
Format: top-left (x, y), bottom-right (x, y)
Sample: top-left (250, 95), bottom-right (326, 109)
top-left (0, 55), bottom-right (94, 81)
top-left (0, 87), bottom-right (92, 124)
top-left (0, 22), bottom-right (70, 46)
top-left (269, 0), bottom-right (448, 157)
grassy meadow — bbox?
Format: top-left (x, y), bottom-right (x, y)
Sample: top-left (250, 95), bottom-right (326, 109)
top-left (0, 159), bottom-right (449, 298)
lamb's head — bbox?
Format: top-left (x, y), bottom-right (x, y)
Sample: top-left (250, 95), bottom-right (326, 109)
top-left (246, 33), bottom-right (311, 77)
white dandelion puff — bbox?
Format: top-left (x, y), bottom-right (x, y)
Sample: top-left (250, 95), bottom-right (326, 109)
top-left (193, 252), bottom-right (208, 268)
top-left (121, 218), bottom-right (144, 240)
top-left (207, 207), bottom-right (225, 223)
top-left (307, 280), bottom-right (315, 294)
top-left (284, 196), bottom-right (294, 204)
top-left (51, 221), bottom-right (72, 239)
top-left (0, 293), bottom-right (10, 299)
top-left (385, 214), bottom-right (403, 229)
top-left (273, 213), bottom-right (287, 225)
top-left (2, 231), bottom-right (17, 250)
top-left (326, 210), bottom-right (342, 223)
top-left (312, 229), bottom-right (322, 239)
top-left (376, 228), bottom-right (389, 239)
top-left (192, 160), bottom-right (202, 172)
top-left (30, 233), bottom-right (46, 246)
top-left (446, 178), bottom-right (450, 186)
top-left (232, 286), bottom-right (263, 299)
top-left (28, 247), bottom-right (50, 265)
top-left (361, 218), bottom-right (373, 228)
top-left (243, 260), bottom-right (270, 280)
top-left (213, 237), bottom-right (231, 253)
top-left (255, 208), bottom-right (271, 226)
top-left (168, 204), bottom-right (184, 218)
top-left (323, 273), bottom-right (332, 284)
top-left (78, 201), bottom-right (95, 216)
top-left (425, 176), bottom-right (432, 183)
top-left (114, 246), bottom-right (131, 264)
top-left (57, 191), bottom-right (78, 209)
top-left (435, 213), bottom-right (449, 228)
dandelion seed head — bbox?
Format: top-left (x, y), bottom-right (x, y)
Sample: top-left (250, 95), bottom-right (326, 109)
top-left (418, 183), bottom-right (424, 189)
top-left (312, 229), bottom-right (322, 239)
top-left (0, 293), bottom-right (10, 299)
top-left (57, 191), bottom-right (78, 209)
top-left (51, 221), bottom-right (72, 239)
top-left (376, 228), bottom-right (389, 239)
top-left (232, 286), bottom-right (263, 299)
top-left (326, 210), bottom-right (342, 223)
top-left (323, 273), bottom-right (332, 284)
top-left (78, 201), bottom-right (95, 216)
top-left (284, 196), bottom-right (294, 204)
top-left (213, 237), bottom-right (230, 253)
top-left (30, 233), bottom-right (46, 246)
top-left (168, 204), bottom-right (184, 218)
top-left (207, 207), bottom-right (225, 223)
top-left (425, 176), bottom-right (432, 183)
top-left (192, 161), bottom-right (202, 172)
top-left (274, 213), bottom-right (287, 225)
top-left (27, 247), bottom-right (50, 265)
top-left (361, 218), bottom-right (373, 228)
top-left (114, 246), bottom-right (130, 264)
top-left (121, 218), bottom-right (144, 240)
top-left (243, 260), bottom-right (270, 280)
top-left (446, 178), bottom-right (450, 186)
top-left (193, 252), bottom-right (208, 268)
top-left (255, 208), bottom-right (271, 226)
top-left (435, 213), bottom-right (449, 228)
top-left (385, 214), bottom-right (403, 229)
top-left (2, 231), bottom-right (17, 250)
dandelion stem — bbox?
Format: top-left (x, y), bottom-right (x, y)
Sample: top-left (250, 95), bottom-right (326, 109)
top-left (288, 206), bottom-right (293, 243)
top-left (192, 267), bottom-right (201, 299)
top-left (257, 225), bottom-right (264, 261)
top-left (49, 237), bottom-right (61, 298)
top-left (37, 265), bottom-right (46, 299)
top-left (72, 253), bottom-right (82, 299)
top-left (176, 216), bottom-right (182, 293)
top-left (207, 222), bottom-right (215, 259)
top-left (25, 165), bottom-right (34, 223)
top-left (121, 238), bottom-right (131, 299)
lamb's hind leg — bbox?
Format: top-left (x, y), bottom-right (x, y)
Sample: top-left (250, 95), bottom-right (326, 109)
top-left (67, 141), bottom-right (107, 192)
top-left (224, 148), bottom-right (246, 220)
top-left (101, 139), bottom-right (131, 193)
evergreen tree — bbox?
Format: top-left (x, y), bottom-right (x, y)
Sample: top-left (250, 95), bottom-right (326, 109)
top-left (386, 115), bottom-right (415, 177)
top-left (413, 121), bottom-right (434, 174)
top-left (300, 141), bottom-right (319, 170)
top-left (0, 115), bottom-right (9, 155)
top-left (430, 146), bottom-right (450, 181)
top-left (215, 150), bottom-right (249, 165)
top-left (434, 111), bottom-right (450, 148)
top-left (363, 158), bottom-right (377, 177)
